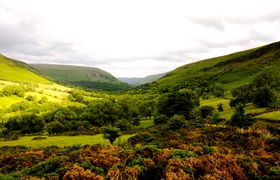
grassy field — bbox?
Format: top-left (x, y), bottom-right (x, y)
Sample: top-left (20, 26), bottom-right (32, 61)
top-left (0, 96), bottom-right (24, 109)
top-left (0, 54), bottom-right (49, 83)
top-left (0, 134), bottom-right (135, 148)
top-left (135, 119), bottom-right (154, 129)
top-left (255, 111), bottom-right (280, 120)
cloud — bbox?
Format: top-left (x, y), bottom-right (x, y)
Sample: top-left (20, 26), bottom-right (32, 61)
top-left (0, 0), bottom-right (279, 77)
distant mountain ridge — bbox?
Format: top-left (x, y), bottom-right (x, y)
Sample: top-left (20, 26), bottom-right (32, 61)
top-left (0, 54), bottom-right (49, 83)
top-left (119, 73), bottom-right (166, 85)
top-left (30, 64), bottom-right (131, 91)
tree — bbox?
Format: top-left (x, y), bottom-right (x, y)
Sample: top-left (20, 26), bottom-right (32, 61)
top-left (200, 106), bottom-right (215, 118)
top-left (230, 103), bottom-right (245, 127)
top-left (253, 86), bottom-right (275, 107)
top-left (82, 100), bottom-right (123, 126)
top-left (158, 89), bottom-right (199, 119)
top-left (217, 103), bottom-right (223, 112)
top-left (101, 126), bottom-right (120, 144)
top-left (230, 84), bottom-right (253, 107)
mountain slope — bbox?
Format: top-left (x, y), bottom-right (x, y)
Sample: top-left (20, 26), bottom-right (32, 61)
top-left (119, 73), bottom-right (166, 85)
top-left (142, 41), bottom-right (280, 91)
top-left (30, 64), bottom-right (131, 91)
top-left (0, 54), bottom-right (49, 83)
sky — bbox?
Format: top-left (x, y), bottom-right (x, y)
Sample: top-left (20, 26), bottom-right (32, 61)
top-left (0, 0), bottom-right (280, 77)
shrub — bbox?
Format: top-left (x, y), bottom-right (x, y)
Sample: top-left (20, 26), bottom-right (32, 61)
top-left (38, 96), bottom-right (48, 104)
top-left (168, 115), bottom-right (186, 130)
top-left (101, 125), bottom-right (120, 144)
top-left (154, 115), bottom-right (169, 125)
top-left (217, 103), bottom-right (223, 112)
top-left (253, 86), bottom-right (276, 107)
top-left (200, 106), bottom-right (215, 118)
top-left (203, 145), bottom-right (216, 155)
top-left (116, 119), bottom-right (133, 131)
top-left (26, 95), bottom-right (36, 101)
top-left (171, 149), bottom-right (196, 159)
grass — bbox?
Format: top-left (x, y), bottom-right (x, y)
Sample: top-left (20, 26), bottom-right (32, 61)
top-left (30, 64), bottom-right (131, 91)
top-left (0, 134), bottom-right (135, 148)
top-left (0, 54), bottom-right (49, 83)
top-left (200, 97), bottom-right (233, 119)
top-left (147, 41), bottom-right (280, 91)
top-left (255, 111), bottom-right (280, 120)
top-left (135, 119), bottom-right (154, 129)
top-left (0, 96), bottom-right (24, 108)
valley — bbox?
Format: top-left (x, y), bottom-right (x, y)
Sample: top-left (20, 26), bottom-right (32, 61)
top-left (0, 42), bottom-right (279, 179)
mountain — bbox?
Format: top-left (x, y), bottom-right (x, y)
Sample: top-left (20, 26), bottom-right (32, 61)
top-left (0, 54), bottom-right (49, 83)
top-left (30, 64), bottom-right (131, 91)
top-left (139, 41), bottom-right (280, 92)
top-left (119, 73), bottom-right (166, 85)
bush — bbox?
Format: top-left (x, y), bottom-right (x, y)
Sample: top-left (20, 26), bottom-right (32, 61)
top-left (168, 115), bottom-right (186, 130)
top-left (116, 119), bottom-right (133, 131)
top-left (203, 145), bottom-right (216, 155)
top-left (253, 86), bottom-right (276, 107)
top-left (1, 85), bottom-right (25, 97)
top-left (26, 95), bottom-right (36, 101)
top-left (101, 125), bottom-right (120, 144)
top-left (217, 103), bottom-right (223, 112)
top-left (154, 115), bottom-right (169, 125)
top-left (38, 96), bottom-right (48, 104)
top-left (230, 103), bottom-right (245, 127)
top-left (171, 149), bottom-right (196, 159)
top-left (200, 106), bottom-right (215, 118)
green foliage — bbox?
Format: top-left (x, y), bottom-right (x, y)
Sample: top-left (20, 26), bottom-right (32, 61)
top-left (82, 99), bottom-right (123, 126)
top-left (9, 101), bottom-right (30, 112)
top-left (23, 156), bottom-right (69, 177)
top-left (217, 103), bottom-right (223, 112)
top-left (158, 89), bottom-right (199, 118)
top-left (38, 96), bottom-right (48, 104)
top-left (210, 83), bottom-right (224, 97)
top-left (4, 113), bottom-right (44, 134)
top-left (26, 95), bottom-right (36, 101)
top-left (171, 149), bottom-right (196, 159)
top-left (229, 103), bottom-right (253, 128)
top-left (116, 119), bottom-right (133, 131)
top-left (203, 145), bottom-right (216, 155)
top-left (253, 86), bottom-right (276, 107)
top-left (1, 85), bottom-right (25, 97)
top-left (101, 125), bottom-right (120, 144)
top-left (200, 105), bottom-right (215, 118)
top-left (168, 115), bottom-right (186, 130)
top-left (154, 114), bottom-right (169, 125)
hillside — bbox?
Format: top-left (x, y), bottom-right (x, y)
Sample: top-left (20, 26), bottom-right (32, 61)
top-left (142, 41), bottom-right (280, 91)
top-left (30, 64), bottom-right (131, 91)
top-left (0, 54), bottom-right (49, 83)
top-left (119, 73), bottom-right (166, 85)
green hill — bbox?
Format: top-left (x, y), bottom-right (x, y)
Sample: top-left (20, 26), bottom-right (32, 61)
top-left (142, 41), bottom-right (280, 91)
top-left (0, 54), bottom-right (49, 83)
top-left (30, 64), bottom-right (131, 91)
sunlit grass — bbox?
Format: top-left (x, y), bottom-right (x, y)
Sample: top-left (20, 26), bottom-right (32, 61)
top-left (255, 111), bottom-right (280, 120)
top-left (0, 134), bottom-right (135, 148)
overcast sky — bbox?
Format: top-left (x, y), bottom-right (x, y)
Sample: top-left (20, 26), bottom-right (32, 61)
top-left (0, 0), bottom-right (280, 77)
